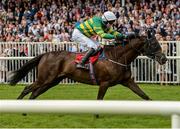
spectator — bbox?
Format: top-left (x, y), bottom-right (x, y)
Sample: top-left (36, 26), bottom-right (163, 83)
top-left (0, 0), bottom-right (179, 43)
top-left (60, 28), bottom-right (70, 41)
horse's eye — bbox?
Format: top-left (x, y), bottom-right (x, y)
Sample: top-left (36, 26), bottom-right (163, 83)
top-left (151, 43), bottom-right (156, 47)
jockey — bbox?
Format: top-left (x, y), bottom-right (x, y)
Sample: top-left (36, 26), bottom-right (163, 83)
top-left (72, 11), bottom-right (127, 69)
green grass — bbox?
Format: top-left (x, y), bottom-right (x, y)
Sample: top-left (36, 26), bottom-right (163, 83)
top-left (0, 84), bottom-right (180, 128)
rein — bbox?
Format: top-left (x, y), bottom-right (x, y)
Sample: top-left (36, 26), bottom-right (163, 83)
top-left (107, 58), bottom-right (130, 67)
top-left (106, 36), bottom-right (143, 67)
top-left (105, 36), bottom-right (154, 67)
top-left (105, 41), bottom-right (132, 67)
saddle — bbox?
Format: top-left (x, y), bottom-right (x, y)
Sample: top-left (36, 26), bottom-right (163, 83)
top-left (75, 47), bottom-right (104, 66)
top-left (75, 52), bottom-right (100, 66)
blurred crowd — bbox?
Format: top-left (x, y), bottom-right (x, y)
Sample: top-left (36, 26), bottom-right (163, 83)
top-left (0, 0), bottom-right (179, 42)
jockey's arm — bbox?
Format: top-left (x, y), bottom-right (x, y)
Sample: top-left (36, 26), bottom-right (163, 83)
top-left (94, 26), bottom-right (115, 39)
top-left (108, 27), bottom-right (126, 39)
top-left (94, 26), bottom-right (126, 40)
top-left (92, 22), bottom-right (115, 39)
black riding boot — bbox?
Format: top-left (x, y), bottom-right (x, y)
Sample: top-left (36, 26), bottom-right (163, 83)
top-left (77, 48), bottom-right (95, 69)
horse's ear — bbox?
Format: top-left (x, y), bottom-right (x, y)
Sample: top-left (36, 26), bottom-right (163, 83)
top-left (151, 29), bottom-right (156, 37)
top-left (147, 29), bottom-right (151, 39)
top-left (135, 32), bottom-right (139, 37)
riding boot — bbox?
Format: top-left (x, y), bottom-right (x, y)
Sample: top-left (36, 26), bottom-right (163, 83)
top-left (77, 48), bottom-right (95, 69)
top-left (91, 47), bottom-right (103, 56)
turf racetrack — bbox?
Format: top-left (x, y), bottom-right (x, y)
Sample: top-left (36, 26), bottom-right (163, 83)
top-left (0, 84), bottom-right (180, 128)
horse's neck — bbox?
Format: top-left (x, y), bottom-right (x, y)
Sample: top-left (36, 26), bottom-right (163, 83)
top-left (123, 39), bottom-right (144, 64)
top-left (104, 39), bottom-right (144, 64)
top-left (104, 45), bottom-right (125, 60)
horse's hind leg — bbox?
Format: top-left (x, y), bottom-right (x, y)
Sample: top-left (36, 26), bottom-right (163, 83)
top-left (17, 82), bottom-right (39, 116)
top-left (122, 78), bottom-right (151, 100)
top-left (17, 82), bottom-right (37, 99)
top-left (29, 76), bottom-right (65, 99)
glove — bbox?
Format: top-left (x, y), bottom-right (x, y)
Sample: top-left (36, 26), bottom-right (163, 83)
top-left (123, 35), bottom-right (128, 39)
top-left (115, 35), bottom-right (124, 41)
top-left (125, 32), bottom-right (136, 39)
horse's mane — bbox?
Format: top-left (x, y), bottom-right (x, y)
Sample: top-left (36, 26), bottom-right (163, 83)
top-left (104, 35), bottom-right (142, 60)
top-left (104, 44), bottom-right (130, 59)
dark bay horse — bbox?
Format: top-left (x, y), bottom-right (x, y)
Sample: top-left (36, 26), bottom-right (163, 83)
top-left (9, 31), bottom-right (167, 100)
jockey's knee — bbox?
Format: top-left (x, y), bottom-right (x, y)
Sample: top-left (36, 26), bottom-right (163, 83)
top-left (91, 46), bottom-right (103, 56)
top-left (91, 45), bottom-right (98, 50)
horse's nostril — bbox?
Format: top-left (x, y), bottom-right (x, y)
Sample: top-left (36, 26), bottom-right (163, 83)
top-left (162, 54), bottom-right (167, 60)
top-left (162, 57), bottom-right (167, 63)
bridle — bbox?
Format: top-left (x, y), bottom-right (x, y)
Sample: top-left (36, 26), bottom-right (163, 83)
top-left (107, 32), bottom-right (161, 67)
top-left (143, 37), bottom-right (162, 60)
top-left (129, 36), bottom-right (161, 60)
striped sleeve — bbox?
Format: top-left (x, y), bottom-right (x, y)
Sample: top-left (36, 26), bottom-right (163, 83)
top-left (108, 27), bottom-right (124, 38)
top-left (93, 26), bottom-right (115, 39)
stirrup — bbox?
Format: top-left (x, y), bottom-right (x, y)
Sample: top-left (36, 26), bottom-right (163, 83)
top-left (76, 63), bottom-right (89, 70)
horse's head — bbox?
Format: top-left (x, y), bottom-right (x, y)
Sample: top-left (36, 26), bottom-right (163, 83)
top-left (142, 29), bottom-right (167, 65)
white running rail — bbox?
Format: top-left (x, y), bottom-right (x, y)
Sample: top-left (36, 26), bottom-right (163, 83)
top-left (0, 41), bottom-right (179, 84)
top-left (0, 100), bottom-right (180, 129)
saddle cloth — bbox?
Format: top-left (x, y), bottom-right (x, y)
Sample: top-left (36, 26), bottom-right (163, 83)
top-left (75, 52), bottom-right (100, 64)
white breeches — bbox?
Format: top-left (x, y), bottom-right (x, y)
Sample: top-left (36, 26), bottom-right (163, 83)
top-left (72, 28), bottom-right (100, 51)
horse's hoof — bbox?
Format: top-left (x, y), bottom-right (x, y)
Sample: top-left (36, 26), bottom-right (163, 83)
top-left (22, 113), bottom-right (27, 116)
top-left (94, 114), bottom-right (99, 118)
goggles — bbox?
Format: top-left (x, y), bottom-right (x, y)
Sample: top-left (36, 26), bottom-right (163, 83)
top-left (104, 20), bottom-right (115, 25)
top-left (108, 20), bottom-right (115, 24)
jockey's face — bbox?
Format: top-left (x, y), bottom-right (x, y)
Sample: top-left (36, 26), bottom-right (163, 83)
top-left (106, 20), bottom-right (115, 28)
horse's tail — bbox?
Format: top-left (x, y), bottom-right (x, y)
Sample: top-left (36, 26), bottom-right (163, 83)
top-left (9, 54), bottom-right (44, 86)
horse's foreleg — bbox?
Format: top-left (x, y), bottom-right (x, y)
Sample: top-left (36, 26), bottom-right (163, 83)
top-left (122, 78), bottom-right (151, 100)
top-left (95, 82), bottom-right (109, 118)
top-left (97, 82), bottom-right (109, 100)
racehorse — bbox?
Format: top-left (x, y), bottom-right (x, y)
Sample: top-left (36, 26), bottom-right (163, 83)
top-left (9, 30), bottom-right (167, 101)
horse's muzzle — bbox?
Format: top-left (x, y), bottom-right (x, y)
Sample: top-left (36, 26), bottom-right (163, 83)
top-left (156, 53), bottom-right (167, 65)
